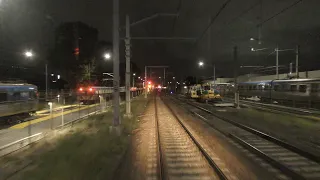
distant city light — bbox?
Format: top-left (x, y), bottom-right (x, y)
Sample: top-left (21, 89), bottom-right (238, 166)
top-left (250, 37), bottom-right (255, 41)
top-left (198, 61), bottom-right (204, 67)
top-left (51, 73), bottom-right (54, 76)
top-left (57, 75), bottom-right (60, 79)
top-left (133, 73), bottom-right (136, 76)
top-left (184, 86), bottom-right (187, 89)
top-left (159, 77), bottom-right (161, 79)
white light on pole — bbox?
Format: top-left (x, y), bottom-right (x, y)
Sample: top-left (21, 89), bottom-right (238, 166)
top-left (104, 53), bottom-right (111, 60)
top-left (198, 61), bottom-right (204, 67)
top-left (25, 51), bottom-right (33, 58)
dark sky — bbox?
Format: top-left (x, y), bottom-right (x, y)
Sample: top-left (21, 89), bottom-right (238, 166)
top-left (1, 0), bottom-right (320, 79)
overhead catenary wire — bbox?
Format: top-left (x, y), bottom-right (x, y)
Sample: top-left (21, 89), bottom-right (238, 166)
top-left (171, 0), bottom-right (184, 35)
top-left (257, 0), bottom-right (303, 27)
top-left (195, 0), bottom-right (232, 44)
top-left (235, 0), bottom-right (303, 43)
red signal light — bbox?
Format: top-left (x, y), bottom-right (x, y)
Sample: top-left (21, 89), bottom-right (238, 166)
top-left (74, 47), bottom-right (80, 55)
top-left (79, 87), bottom-right (83, 91)
top-left (89, 88), bottom-right (93, 92)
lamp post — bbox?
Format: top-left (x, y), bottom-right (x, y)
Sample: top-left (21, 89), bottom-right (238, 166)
top-left (132, 73), bottom-right (136, 87)
top-left (198, 61), bottom-right (216, 85)
top-left (24, 50), bottom-right (49, 100)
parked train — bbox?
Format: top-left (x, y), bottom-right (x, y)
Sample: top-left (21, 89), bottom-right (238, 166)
top-left (237, 79), bottom-right (320, 107)
top-left (0, 83), bottom-right (38, 123)
top-left (77, 86), bottom-right (143, 104)
top-left (77, 86), bottom-right (126, 104)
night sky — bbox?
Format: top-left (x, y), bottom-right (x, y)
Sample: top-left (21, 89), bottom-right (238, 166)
top-left (1, 0), bottom-right (320, 79)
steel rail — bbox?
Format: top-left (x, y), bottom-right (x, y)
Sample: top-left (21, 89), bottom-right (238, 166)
top-left (172, 96), bottom-right (320, 179)
top-left (160, 96), bottom-right (228, 180)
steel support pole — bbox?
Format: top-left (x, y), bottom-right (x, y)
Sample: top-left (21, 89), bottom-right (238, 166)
top-left (164, 68), bottom-right (166, 87)
top-left (213, 64), bottom-right (216, 85)
top-left (234, 46), bottom-right (240, 108)
top-left (276, 47), bottom-right (279, 79)
top-left (45, 64), bottom-right (48, 101)
top-left (144, 66), bottom-right (147, 98)
top-left (296, 45), bottom-right (299, 78)
top-left (125, 15), bottom-right (131, 116)
top-left (112, 0), bottom-right (120, 125)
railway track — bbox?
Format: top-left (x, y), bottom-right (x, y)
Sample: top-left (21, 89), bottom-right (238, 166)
top-left (172, 96), bottom-right (320, 179)
top-left (154, 96), bottom-right (230, 180)
top-left (223, 97), bottom-right (320, 117)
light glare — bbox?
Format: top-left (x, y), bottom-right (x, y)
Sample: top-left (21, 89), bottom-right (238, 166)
top-left (104, 53), bottom-right (111, 60)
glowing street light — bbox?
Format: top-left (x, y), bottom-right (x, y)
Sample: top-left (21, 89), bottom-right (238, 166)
top-left (24, 51), bottom-right (33, 58)
top-left (104, 53), bottom-right (111, 60)
top-left (133, 73), bottom-right (136, 76)
top-left (198, 61), bottom-right (204, 67)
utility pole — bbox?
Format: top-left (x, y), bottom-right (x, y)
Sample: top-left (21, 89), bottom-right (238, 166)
top-left (125, 15), bottom-right (132, 117)
top-left (296, 45), bottom-right (299, 78)
top-left (276, 46), bottom-right (279, 79)
top-left (45, 64), bottom-right (48, 101)
top-left (112, 0), bottom-right (120, 126)
top-left (234, 46), bottom-right (240, 108)
top-left (164, 68), bottom-right (166, 87)
top-left (145, 66), bottom-right (147, 98)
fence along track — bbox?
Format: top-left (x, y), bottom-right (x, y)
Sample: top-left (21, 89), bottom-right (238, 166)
top-left (155, 96), bottom-right (228, 180)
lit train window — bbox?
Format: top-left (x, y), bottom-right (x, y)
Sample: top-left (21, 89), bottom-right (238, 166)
top-left (299, 85), bottom-right (307, 93)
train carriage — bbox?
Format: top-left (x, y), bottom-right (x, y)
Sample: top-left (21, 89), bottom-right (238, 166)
top-left (0, 83), bottom-right (38, 123)
top-left (238, 79), bottom-right (320, 108)
top-left (77, 86), bottom-right (126, 104)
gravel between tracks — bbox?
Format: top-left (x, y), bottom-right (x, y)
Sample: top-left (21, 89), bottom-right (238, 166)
top-left (156, 97), bottom-right (219, 180)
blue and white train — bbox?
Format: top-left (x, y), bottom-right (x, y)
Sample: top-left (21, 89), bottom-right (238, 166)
top-left (0, 83), bottom-right (38, 123)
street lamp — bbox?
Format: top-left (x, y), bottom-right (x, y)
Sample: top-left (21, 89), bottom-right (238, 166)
top-left (24, 51), bottom-right (33, 58)
top-left (198, 60), bottom-right (216, 85)
top-left (132, 73), bottom-right (136, 88)
top-left (104, 53), bottom-right (111, 60)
